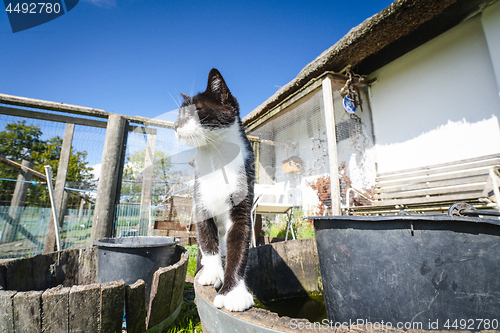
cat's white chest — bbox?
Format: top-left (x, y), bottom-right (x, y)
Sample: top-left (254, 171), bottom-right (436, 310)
top-left (196, 143), bottom-right (247, 217)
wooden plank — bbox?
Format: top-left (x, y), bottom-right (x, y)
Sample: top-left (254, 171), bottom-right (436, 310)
top-left (375, 175), bottom-right (489, 194)
top-left (154, 221), bottom-right (189, 231)
top-left (373, 191), bottom-right (484, 207)
top-left (169, 250), bottom-right (189, 314)
top-left (69, 283), bottom-right (100, 333)
top-left (100, 280), bottom-right (125, 333)
top-left (0, 263), bottom-right (5, 289)
top-left (0, 105), bottom-right (108, 128)
top-left (0, 93), bottom-right (109, 118)
top-left (376, 168), bottom-right (492, 188)
top-left (76, 246), bottom-right (98, 285)
top-left (146, 266), bottom-right (176, 329)
top-left (1, 160), bottom-right (34, 243)
top-left (271, 241), bottom-right (306, 298)
top-left (0, 290), bottom-right (16, 332)
top-left (45, 123), bottom-right (75, 253)
top-left (125, 279), bottom-right (147, 333)
top-left (322, 77), bottom-right (341, 215)
top-left (13, 290), bottom-right (43, 332)
top-left (41, 285), bottom-right (70, 333)
top-left (0, 154), bottom-right (94, 203)
top-left (0, 154), bottom-right (47, 181)
top-left (4, 257), bottom-right (33, 291)
top-left (0, 94), bottom-right (173, 130)
top-left (377, 159), bottom-right (500, 182)
top-left (375, 184), bottom-right (486, 200)
top-left (377, 153), bottom-right (500, 177)
top-left (32, 252), bottom-right (60, 290)
top-left (283, 239), bottom-right (321, 294)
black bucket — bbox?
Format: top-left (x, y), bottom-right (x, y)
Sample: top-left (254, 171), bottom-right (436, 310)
top-left (94, 236), bottom-right (179, 302)
top-left (312, 215), bottom-right (500, 330)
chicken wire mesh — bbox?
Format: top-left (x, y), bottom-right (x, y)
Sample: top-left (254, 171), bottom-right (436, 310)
top-left (114, 123), bottom-right (194, 241)
top-left (248, 83), bottom-right (376, 219)
top-left (0, 108), bottom-right (103, 258)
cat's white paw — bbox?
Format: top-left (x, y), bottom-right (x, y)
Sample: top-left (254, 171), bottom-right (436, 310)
top-left (218, 280), bottom-right (254, 312)
top-left (198, 254), bottom-right (224, 287)
top-left (213, 294), bottom-right (225, 308)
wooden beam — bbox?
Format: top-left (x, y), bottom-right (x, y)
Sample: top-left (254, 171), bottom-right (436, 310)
top-left (0, 155), bottom-right (46, 181)
top-left (91, 114), bottom-right (129, 241)
top-left (0, 93), bottom-right (109, 118)
top-left (322, 76), bottom-right (341, 215)
top-left (374, 184), bottom-right (486, 200)
top-left (0, 155), bottom-right (94, 204)
top-left (0, 106), bottom-right (108, 129)
top-left (45, 123), bottom-right (75, 253)
top-left (377, 168), bottom-right (495, 188)
top-left (0, 94), bottom-right (175, 129)
top-left (373, 191), bottom-right (485, 207)
top-left (377, 153), bottom-right (500, 177)
top-left (377, 158), bottom-right (500, 182)
top-left (0, 160), bottom-right (34, 244)
top-left (374, 175), bottom-right (489, 194)
top-left (0, 106), bottom-right (157, 132)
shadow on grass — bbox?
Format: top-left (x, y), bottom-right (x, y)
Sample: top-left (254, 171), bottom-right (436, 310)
top-left (165, 282), bottom-right (202, 333)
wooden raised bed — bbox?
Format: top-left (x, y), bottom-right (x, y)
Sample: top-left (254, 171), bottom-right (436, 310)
top-left (0, 245), bottom-right (188, 333)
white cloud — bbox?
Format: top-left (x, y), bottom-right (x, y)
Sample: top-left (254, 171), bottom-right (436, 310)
top-left (81, 0), bottom-right (117, 8)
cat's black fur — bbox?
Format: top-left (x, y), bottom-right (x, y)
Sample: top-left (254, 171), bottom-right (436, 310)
top-left (174, 68), bottom-right (255, 311)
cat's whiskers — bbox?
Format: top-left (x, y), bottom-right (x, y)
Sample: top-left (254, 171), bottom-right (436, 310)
top-left (167, 90), bottom-right (181, 109)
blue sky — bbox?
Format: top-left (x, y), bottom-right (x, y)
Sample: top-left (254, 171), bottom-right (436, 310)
top-left (1, 0), bottom-right (394, 119)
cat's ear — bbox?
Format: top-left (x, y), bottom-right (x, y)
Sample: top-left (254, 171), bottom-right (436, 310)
top-left (180, 92), bottom-right (190, 102)
top-left (206, 68), bottom-right (230, 104)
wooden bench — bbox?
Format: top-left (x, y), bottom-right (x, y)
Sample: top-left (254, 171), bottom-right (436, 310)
top-left (343, 154), bottom-right (500, 215)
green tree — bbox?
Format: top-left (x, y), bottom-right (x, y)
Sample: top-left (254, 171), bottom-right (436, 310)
top-left (122, 149), bottom-right (172, 205)
top-left (0, 120), bottom-right (94, 207)
top-left (0, 120), bottom-right (45, 161)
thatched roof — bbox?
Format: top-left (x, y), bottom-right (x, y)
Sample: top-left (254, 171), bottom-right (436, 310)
top-left (243, 0), bottom-right (496, 128)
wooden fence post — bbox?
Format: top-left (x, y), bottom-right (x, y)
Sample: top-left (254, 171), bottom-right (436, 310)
top-left (45, 123), bottom-right (75, 253)
top-left (91, 114), bottom-right (128, 242)
top-left (1, 160), bottom-right (34, 243)
top-left (322, 76), bottom-right (342, 215)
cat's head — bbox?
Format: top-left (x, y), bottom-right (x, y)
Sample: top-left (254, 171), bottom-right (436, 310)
top-left (174, 68), bottom-right (239, 147)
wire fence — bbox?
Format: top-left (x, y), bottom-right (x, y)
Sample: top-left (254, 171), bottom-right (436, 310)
top-left (0, 99), bottom-right (196, 258)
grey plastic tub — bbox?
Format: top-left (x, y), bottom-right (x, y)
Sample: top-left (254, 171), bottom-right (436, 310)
top-left (94, 236), bottom-right (179, 303)
top-left (312, 215), bottom-right (500, 331)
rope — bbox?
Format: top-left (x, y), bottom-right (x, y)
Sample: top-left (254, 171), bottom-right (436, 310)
top-left (0, 178), bottom-right (40, 186)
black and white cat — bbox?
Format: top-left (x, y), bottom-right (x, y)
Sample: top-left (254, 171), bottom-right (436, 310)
top-left (174, 68), bottom-right (255, 312)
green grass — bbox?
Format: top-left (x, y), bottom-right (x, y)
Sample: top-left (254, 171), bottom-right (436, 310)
top-left (184, 244), bottom-right (198, 277)
top-left (261, 208), bottom-right (315, 240)
top-left (165, 245), bottom-right (201, 332)
top-left (165, 282), bottom-right (202, 333)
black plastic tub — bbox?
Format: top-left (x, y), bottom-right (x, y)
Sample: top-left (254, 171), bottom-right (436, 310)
top-left (94, 236), bottom-right (178, 302)
top-left (312, 215), bottom-right (500, 330)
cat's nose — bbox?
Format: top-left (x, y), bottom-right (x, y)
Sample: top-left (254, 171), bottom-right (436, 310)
top-left (173, 119), bottom-right (180, 131)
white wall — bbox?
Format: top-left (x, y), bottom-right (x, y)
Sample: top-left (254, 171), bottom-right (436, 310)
top-left (368, 14), bottom-right (500, 173)
top-left (482, 1), bottom-right (500, 98)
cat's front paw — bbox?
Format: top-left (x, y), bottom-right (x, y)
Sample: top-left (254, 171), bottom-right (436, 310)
top-left (198, 254), bottom-right (224, 288)
top-left (214, 280), bottom-right (254, 312)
